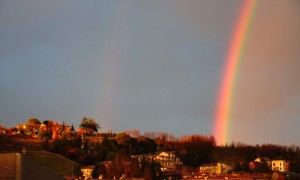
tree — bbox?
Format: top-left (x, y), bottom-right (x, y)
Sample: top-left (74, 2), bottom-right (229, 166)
top-left (79, 117), bottom-right (100, 135)
top-left (43, 120), bottom-right (54, 132)
top-left (137, 137), bottom-right (157, 154)
top-left (177, 134), bottom-right (216, 167)
top-left (8, 127), bottom-right (17, 134)
top-left (256, 162), bottom-right (271, 173)
top-left (92, 163), bottom-right (106, 179)
top-left (70, 124), bottom-right (75, 131)
top-left (26, 118), bottom-right (41, 135)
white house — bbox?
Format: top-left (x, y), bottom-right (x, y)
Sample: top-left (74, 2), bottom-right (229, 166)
top-left (271, 160), bottom-right (289, 172)
top-left (81, 165), bottom-right (95, 179)
top-left (131, 151), bottom-right (183, 171)
top-left (154, 152), bottom-right (182, 170)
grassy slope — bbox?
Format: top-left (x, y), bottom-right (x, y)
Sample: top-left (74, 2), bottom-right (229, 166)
top-left (26, 151), bottom-right (81, 177)
top-left (0, 135), bottom-right (82, 177)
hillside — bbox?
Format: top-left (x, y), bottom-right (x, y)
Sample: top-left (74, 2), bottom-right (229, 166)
top-left (0, 134), bottom-right (21, 152)
top-left (0, 135), bottom-right (82, 178)
top-left (25, 151), bottom-right (81, 177)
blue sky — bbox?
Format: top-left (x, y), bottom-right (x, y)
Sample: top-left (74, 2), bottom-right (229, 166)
top-left (1, 1), bottom-right (300, 145)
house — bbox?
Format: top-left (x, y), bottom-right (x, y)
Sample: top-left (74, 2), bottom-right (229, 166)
top-left (131, 151), bottom-right (182, 171)
top-left (249, 161), bottom-right (259, 171)
top-left (63, 124), bottom-right (71, 132)
top-left (0, 126), bottom-right (6, 134)
top-left (154, 152), bottom-right (183, 170)
top-left (249, 157), bottom-right (272, 171)
top-left (16, 124), bottom-right (26, 134)
top-left (51, 122), bottom-right (71, 139)
top-left (199, 163), bottom-right (231, 174)
top-left (81, 165), bottom-right (95, 179)
top-left (272, 160), bottom-right (289, 172)
top-left (255, 157), bottom-right (272, 166)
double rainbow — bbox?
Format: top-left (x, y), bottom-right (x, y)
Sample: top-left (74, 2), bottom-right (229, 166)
top-left (214, 0), bottom-right (258, 145)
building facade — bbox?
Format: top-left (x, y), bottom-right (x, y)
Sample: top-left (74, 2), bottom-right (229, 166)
top-left (131, 151), bottom-right (182, 171)
top-left (81, 165), bottom-right (95, 179)
top-left (271, 160), bottom-right (289, 172)
top-left (199, 163), bottom-right (231, 174)
top-left (154, 152), bottom-right (182, 170)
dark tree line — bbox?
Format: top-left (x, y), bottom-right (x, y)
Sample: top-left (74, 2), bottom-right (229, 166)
top-left (216, 142), bottom-right (300, 172)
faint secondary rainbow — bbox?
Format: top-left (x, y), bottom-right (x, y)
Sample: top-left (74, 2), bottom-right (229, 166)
top-left (214, 0), bottom-right (258, 145)
top-left (98, 2), bottom-right (132, 133)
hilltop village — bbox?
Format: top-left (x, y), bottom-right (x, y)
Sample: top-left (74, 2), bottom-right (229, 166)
top-left (1, 117), bottom-right (300, 179)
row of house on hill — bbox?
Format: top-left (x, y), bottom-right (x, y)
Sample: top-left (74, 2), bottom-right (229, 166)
top-left (81, 151), bottom-right (183, 179)
top-left (15, 122), bottom-right (71, 139)
top-left (80, 154), bottom-right (292, 179)
top-left (199, 157), bottom-right (290, 175)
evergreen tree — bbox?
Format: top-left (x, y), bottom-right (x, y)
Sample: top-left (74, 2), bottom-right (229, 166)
top-left (70, 124), bottom-right (75, 131)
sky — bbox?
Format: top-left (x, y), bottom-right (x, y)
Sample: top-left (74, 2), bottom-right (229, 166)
top-left (0, 0), bottom-right (300, 146)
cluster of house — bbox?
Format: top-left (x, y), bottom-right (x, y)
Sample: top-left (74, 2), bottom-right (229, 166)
top-left (81, 151), bottom-right (291, 179)
top-left (199, 157), bottom-right (290, 175)
top-left (0, 122), bottom-right (76, 141)
top-left (81, 151), bottom-right (183, 179)
top-left (249, 157), bottom-right (289, 172)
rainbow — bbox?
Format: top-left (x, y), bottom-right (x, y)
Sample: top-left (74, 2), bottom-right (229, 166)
top-left (214, 0), bottom-right (258, 145)
top-left (98, 2), bottom-right (132, 132)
